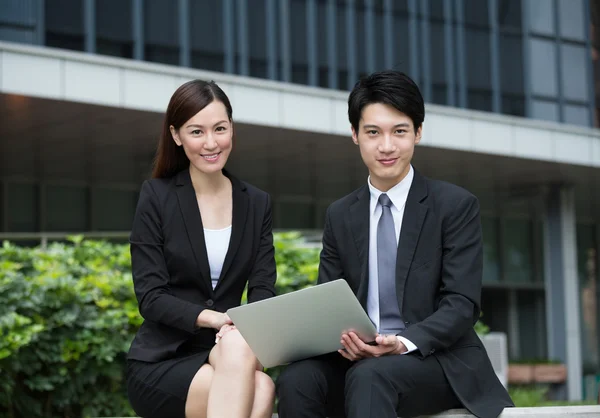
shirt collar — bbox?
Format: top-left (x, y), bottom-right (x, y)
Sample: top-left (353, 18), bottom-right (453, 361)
top-left (368, 165), bottom-right (414, 215)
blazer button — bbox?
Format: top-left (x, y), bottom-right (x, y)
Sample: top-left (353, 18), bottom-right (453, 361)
top-left (206, 299), bottom-right (214, 307)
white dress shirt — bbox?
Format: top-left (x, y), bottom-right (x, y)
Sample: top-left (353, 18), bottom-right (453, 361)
top-left (367, 165), bottom-right (417, 354)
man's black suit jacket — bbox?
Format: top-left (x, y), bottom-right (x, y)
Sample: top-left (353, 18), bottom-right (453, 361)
top-left (127, 169), bottom-right (276, 363)
top-left (318, 168), bottom-right (514, 418)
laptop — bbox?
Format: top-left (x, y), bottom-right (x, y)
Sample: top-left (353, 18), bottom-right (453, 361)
top-left (226, 279), bottom-right (377, 368)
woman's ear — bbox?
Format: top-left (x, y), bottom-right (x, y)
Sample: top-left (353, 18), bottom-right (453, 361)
top-left (170, 125), bottom-right (182, 146)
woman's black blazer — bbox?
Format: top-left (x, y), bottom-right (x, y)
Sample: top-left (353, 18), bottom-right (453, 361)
top-left (127, 169), bottom-right (276, 362)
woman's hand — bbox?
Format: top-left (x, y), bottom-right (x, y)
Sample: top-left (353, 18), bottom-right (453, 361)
top-left (215, 323), bottom-right (237, 343)
top-left (196, 310), bottom-right (233, 330)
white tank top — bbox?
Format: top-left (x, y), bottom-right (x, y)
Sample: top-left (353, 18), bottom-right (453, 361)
top-left (203, 225), bottom-right (232, 289)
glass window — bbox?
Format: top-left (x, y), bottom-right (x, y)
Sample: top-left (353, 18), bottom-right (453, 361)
top-left (497, 0), bottom-right (522, 30)
top-left (144, 0), bottom-right (179, 65)
top-left (482, 217), bottom-right (500, 283)
top-left (500, 33), bottom-right (525, 116)
top-left (480, 289), bottom-right (509, 336)
top-left (96, 0), bottom-right (133, 58)
top-left (558, 0), bottom-right (586, 41)
top-left (561, 44), bottom-right (589, 102)
top-left (45, 185), bottom-right (88, 232)
top-left (45, 0), bottom-right (84, 51)
top-left (502, 218), bottom-right (534, 283)
top-left (390, 1), bottom-right (410, 77)
top-left (316, 0), bottom-right (330, 87)
top-left (466, 29), bottom-right (492, 111)
top-left (528, 0), bottom-right (555, 36)
top-left (564, 104), bottom-right (590, 126)
top-left (518, 290), bottom-right (547, 360)
top-left (532, 99), bottom-right (559, 122)
top-left (92, 188), bottom-right (137, 231)
top-left (577, 223), bottom-right (599, 374)
top-left (530, 39), bottom-right (558, 97)
top-left (190, 0), bottom-right (224, 72)
top-left (275, 200), bottom-right (315, 229)
top-left (290, 0), bottom-right (308, 85)
top-left (430, 19), bottom-right (448, 105)
top-left (7, 183), bottom-right (38, 232)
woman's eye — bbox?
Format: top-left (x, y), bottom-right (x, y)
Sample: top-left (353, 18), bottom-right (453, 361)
top-left (191, 129), bottom-right (202, 135)
top-left (216, 126), bottom-right (227, 132)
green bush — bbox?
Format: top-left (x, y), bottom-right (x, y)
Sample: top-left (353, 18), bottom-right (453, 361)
top-left (0, 233), bottom-right (318, 418)
top-left (1, 233), bottom-right (489, 417)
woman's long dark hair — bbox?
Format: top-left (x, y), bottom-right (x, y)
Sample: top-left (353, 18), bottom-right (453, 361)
top-left (152, 80), bottom-right (233, 179)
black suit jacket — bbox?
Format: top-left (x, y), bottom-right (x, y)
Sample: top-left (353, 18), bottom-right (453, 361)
top-left (318, 169), bottom-right (513, 418)
top-left (127, 169), bottom-right (276, 362)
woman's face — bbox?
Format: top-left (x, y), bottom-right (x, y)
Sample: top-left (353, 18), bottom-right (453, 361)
top-left (170, 100), bottom-right (233, 175)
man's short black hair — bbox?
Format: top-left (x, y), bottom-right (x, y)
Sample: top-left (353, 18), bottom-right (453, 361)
top-left (348, 70), bottom-right (425, 134)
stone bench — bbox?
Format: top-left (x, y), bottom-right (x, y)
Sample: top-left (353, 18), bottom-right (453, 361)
top-left (104, 405), bottom-right (600, 417)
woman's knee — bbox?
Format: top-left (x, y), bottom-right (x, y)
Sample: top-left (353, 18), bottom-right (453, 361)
top-left (213, 329), bottom-right (257, 369)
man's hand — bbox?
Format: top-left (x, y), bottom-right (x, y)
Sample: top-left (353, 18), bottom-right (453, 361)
top-left (338, 332), bottom-right (407, 361)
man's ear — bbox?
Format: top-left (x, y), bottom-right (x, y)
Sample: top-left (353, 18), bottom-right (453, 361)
top-left (170, 125), bottom-right (182, 146)
top-left (351, 126), bottom-right (359, 145)
top-left (414, 124), bottom-right (423, 145)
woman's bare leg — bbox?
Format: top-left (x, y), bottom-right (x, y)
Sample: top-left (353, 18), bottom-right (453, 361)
top-left (184, 364), bottom-right (214, 418)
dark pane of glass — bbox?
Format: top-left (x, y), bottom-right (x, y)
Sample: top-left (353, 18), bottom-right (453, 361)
top-left (290, 0), bottom-right (308, 85)
top-left (429, 0), bottom-right (445, 21)
top-left (46, 185), bottom-right (88, 232)
top-left (480, 288), bottom-right (509, 335)
top-left (0, 181), bottom-right (3, 232)
top-left (499, 32), bottom-right (525, 116)
top-left (96, 0), bottom-right (133, 58)
top-left (391, 1), bottom-right (410, 74)
top-left (482, 217), bottom-right (500, 283)
top-left (45, 0), bottom-right (84, 51)
top-left (497, 0), bottom-right (521, 30)
top-left (336, 1), bottom-right (348, 87)
top-left (7, 183), bottom-right (38, 232)
top-left (92, 189), bottom-right (137, 231)
top-left (144, 0), bottom-right (179, 65)
top-left (464, 0), bottom-right (489, 28)
top-left (518, 290), bottom-right (547, 360)
top-left (502, 218), bottom-right (534, 283)
top-left (275, 201), bottom-right (315, 229)
top-left (190, 0), bottom-right (224, 72)
top-left (466, 29), bottom-right (492, 111)
top-left (430, 20), bottom-right (447, 105)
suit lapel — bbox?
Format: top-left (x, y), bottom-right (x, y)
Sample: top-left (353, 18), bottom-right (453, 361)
top-left (396, 170), bottom-right (428, 312)
top-left (175, 170), bottom-right (213, 294)
top-left (349, 185), bottom-right (370, 308)
top-left (215, 173), bottom-right (248, 288)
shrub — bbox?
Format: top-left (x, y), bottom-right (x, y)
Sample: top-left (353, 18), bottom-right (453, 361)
top-left (1, 233), bottom-right (489, 417)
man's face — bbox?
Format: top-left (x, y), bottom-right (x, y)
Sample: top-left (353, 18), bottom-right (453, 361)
top-left (352, 103), bottom-right (422, 192)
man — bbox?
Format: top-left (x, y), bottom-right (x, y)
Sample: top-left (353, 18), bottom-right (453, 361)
top-left (275, 71), bottom-right (514, 418)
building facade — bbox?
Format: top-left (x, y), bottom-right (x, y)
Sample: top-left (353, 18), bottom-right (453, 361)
top-left (1, 0), bottom-right (599, 401)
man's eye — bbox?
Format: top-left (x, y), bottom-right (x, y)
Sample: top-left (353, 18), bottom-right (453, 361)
top-left (367, 130), bottom-right (378, 135)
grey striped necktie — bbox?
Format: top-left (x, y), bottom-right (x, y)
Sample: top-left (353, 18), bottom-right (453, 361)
top-left (377, 193), bottom-right (405, 334)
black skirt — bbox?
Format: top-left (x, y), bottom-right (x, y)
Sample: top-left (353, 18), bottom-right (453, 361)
top-left (126, 349), bottom-right (211, 418)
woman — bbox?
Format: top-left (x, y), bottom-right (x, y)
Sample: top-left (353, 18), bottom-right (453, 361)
top-left (126, 80), bottom-right (277, 418)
